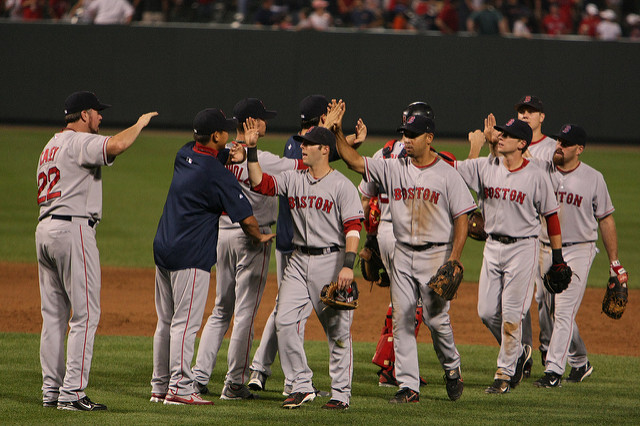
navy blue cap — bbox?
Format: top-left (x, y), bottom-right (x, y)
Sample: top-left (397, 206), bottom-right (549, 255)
top-left (494, 118), bottom-right (533, 146)
top-left (193, 108), bottom-right (237, 135)
top-left (300, 95), bottom-right (329, 120)
top-left (233, 98), bottom-right (277, 122)
top-left (553, 124), bottom-right (587, 146)
top-left (397, 114), bottom-right (435, 135)
top-left (515, 95), bottom-right (544, 112)
top-left (293, 126), bottom-right (335, 146)
top-left (64, 91), bottom-right (111, 115)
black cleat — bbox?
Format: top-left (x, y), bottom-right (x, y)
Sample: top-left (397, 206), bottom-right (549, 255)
top-left (511, 344), bottom-right (532, 388)
top-left (565, 362), bottom-right (593, 383)
top-left (444, 367), bottom-right (464, 401)
top-left (389, 387), bottom-right (419, 403)
top-left (57, 396), bottom-right (107, 411)
top-left (485, 379), bottom-right (510, 394)
top-left (534, 372), bottom-right (562, 388)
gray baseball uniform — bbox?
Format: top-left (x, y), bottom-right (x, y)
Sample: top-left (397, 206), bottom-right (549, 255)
top-left (533, 158), bottom-right (614, 375)
top-left (363, 156), bottom-right (477, 392)
top-left (254, 168), bottom-right (364, 404)
top-left (522, 134), bottom-right (557, 354)
top-left (455, 155), bottom-right (559, 380)
top-left (193, 149), bottom-right (303, 389)
top-left (36, 130), bottom-right (111, 404)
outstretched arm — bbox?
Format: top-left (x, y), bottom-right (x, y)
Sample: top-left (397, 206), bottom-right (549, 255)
top-left (106, 112), bottom-right (158, 160)
top-left (467, 130), bottom-right (485, 159)
top-left (244, 118), bottom-right (265, 187)
top-left (239, 215), bottom-right (275, 244)
top-left (483, 113), bottom-right (499, 157)
top-left (325, 100), bottom-right (365, 175)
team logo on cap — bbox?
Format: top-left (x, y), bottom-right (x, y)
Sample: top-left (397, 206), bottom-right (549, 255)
top-left (407, 116), bottom-right (416, 124)
top-left (524, 96), bottom-right (532, 103)
top-left (506, 118), bottom-right (515, 126)
top-left (562, 125), bottom-right (572, 134)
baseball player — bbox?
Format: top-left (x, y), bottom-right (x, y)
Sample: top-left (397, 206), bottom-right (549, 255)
top-left (515, 95), bottom-right (556, 376)
top-left (192, 98), bottom-right (307, 400)
top-left (479, 96), bottom-right (558, 378)
top-left (332, 100), bottom-right (476, 403)
top-left (459, 119), bottom-right (567, 394)
top-left (36, 91), bottom-right (157, 410)
top-left (245, 121), bottom-right (363, 410)
top-left (529, 124), bottom-right (623, 387)
top-left (246, 95), bottom-right (328, 396)
top-left (359, 102), bottom-right (434, 388)
top-left (151, 108), bottom-right (274, 406)
top-left (247, 95), bottom-right (364, 395)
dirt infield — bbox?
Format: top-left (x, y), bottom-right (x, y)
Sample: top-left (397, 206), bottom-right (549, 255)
top-left (2, 262), bottom-right (637, 357)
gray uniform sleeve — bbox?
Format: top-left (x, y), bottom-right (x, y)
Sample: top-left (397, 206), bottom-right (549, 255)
top-left (535, 169), bottom-right (560, 217)
top-left (72, 134), bottom-right (112, 167)
top-left (454, 157), bottom-right (487, 193)
top-left (363, 157), bottom-right (390, 193)
top-left (593, 171), bottom-right (615, 219)
top-left (259, 150), bottom-right (302, 174)
top-left (337, 178), bottom-right (366, 224)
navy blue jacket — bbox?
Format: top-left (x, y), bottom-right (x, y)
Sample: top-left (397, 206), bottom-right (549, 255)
top-left (154, 142), bottom-right (253, 271)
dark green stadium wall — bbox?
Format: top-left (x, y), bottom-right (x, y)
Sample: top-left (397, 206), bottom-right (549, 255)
top-left (1, 22), bottom-right (639, 143)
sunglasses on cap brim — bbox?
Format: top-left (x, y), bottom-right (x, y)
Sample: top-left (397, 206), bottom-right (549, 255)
top-left (402, 129), bottom-right (424, 139)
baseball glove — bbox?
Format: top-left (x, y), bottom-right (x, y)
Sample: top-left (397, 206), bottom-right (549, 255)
top-left (359, 235), bottom-right (390, 287)
top-left (320, 281), bottom-right (359, 310)
top-left (427, 260), bottom-right (464, 300)
top-left (543, 262), bottom-right (572, 294)
top-left (468, 210), bottom-right (487, 241)
top-left (602, 276), bottom-right (628, 319)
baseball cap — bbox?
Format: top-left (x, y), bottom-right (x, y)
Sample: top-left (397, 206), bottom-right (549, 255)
top-left (64, 91), bottom-right (111, 115)
top-left (300, 95), bottom-right (329, 120)
top-left (397, 114), bottom-right (435, 135)
top-left (494, 118), bottom-right (533, 146)
top-left (293, 126), bottom-right (335, 146)
top-left (233, 98), bottom-right (277, 122)
top-left (193, 108), bottom-right (237, 136)
top-left (553, 124), bottom-right (587, 146)
top-left (514, 95), bottom-right (544, 112)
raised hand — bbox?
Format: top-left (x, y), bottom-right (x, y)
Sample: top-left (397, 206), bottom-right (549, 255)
top-left (243, 117), bottom-right (260, 147)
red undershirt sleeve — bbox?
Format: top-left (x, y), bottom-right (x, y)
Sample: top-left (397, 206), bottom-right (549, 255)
top-left (343, 218), bottom-right (363, 234)
top-left (252, 173), bottom-right (277, 196)
top-left (545, 212), bottom-right (561, 237)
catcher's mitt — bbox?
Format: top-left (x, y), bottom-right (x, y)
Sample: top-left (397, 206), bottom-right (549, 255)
top-left (543, 262), bottom-right (572, 294)
top-left (602, 276), bottom-right (628, 319)
top-left (359, 235), bottom-right (390, 287)
top-left (427, 260), bottom-right (464, 300)
top-left (468, 210), bottom-right (487, 241)
top-left (320, 281), bottom-right (359, 310)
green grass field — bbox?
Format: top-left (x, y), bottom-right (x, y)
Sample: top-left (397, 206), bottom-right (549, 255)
top-left (1, 333), bottom-right (639, 424)
top-left (2, 125), bottom-right (638, 285)
top-left (1, 126), bottom-right (639, 423)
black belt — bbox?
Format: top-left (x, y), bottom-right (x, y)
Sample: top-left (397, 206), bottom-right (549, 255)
top-left (541, 241), bottom-right (592, 248)
top-left (295, 245), bottom-right (340, 255)
top-left (489, 234), bottom-right (535, 244)
top-left (403, 242), bottom-right (446, 251)
top-left (49, 214), bottom-right (96, 228)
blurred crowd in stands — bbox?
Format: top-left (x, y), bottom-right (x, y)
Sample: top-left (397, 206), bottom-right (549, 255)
top-left (2, 0), bottom-right (639, 40)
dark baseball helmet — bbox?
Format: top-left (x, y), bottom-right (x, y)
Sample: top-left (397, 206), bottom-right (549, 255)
top-left (402, 101), bottom-right (435, 123)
